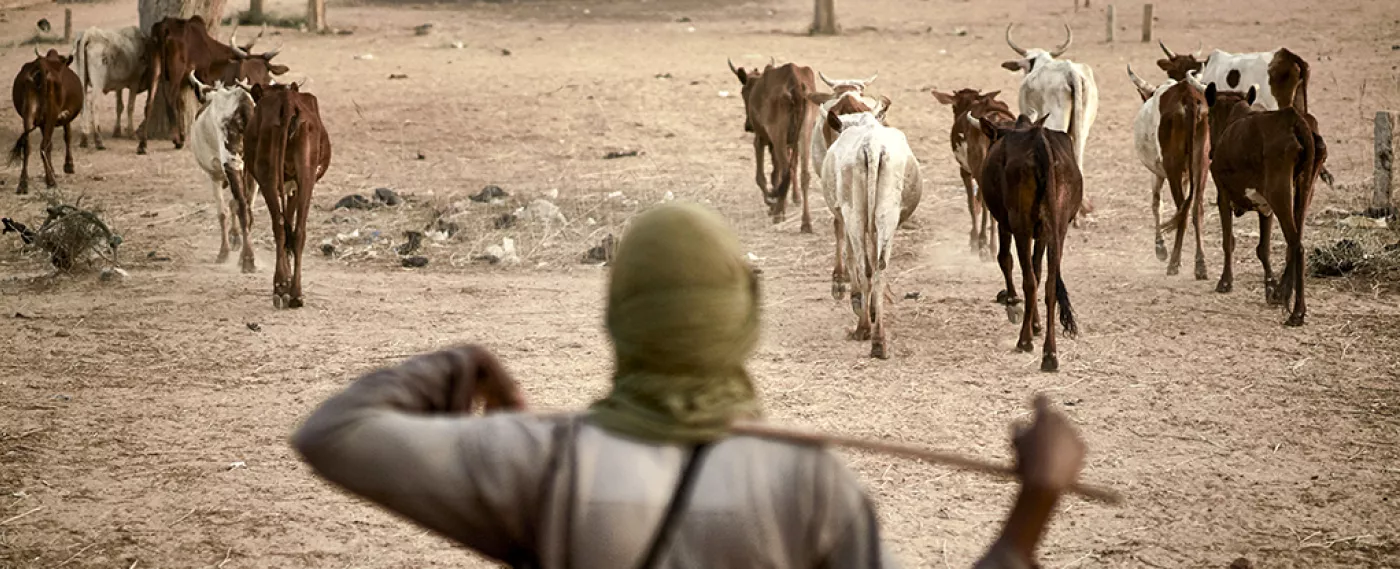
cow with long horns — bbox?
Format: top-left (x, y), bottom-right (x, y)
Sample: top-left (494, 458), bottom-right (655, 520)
top-left (1001, 24), bottom-right (1098, 215)
top-left (806, 71), bottom-right (885, 187)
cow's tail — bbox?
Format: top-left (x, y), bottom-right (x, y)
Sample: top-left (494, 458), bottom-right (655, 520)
top-left (1034, 130), bottom-right (1077, 337)
top-left (775, 78), bottom-right (812, 205)
top-left (276, 102), bottom-right (297, 253)
top-left (1067, 68), bottom-right (1093, 215)
top-left (1158, 99), bottom-right (1206, 233)
top-left (8, 132), bottom-right (26, 166)
top-left (866, 141), bottom-right (887, 280)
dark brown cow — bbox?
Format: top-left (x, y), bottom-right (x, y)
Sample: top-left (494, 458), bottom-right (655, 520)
top-left (244, 82), bottom-right (331, 309)
top-left (1155, 40), bottom-right (1204, 81)
top-left (728, 59), bottom-right (818, 233)
top-left (931, 88), bottom-right (1015, 257)
top-left (979, 115), bottom-right (1082, 372)
top-left (1204, 81), bottom-right (1325, 326)
top-left (9, 49), bottom-right (83, 195)
top-left (137, 17), bottom-right (288, 154)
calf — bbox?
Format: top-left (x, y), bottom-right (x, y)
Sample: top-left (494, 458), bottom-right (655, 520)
top-left (931, 88), bottom-right (1015, 256)
top-left (1127, 66), bottom-right (1209, 279)
top-left (1002, 24), bottom-right (1098, 218)
top-left (1204, 82), bottom-right (1326, 326)
top-left (820, 111), bottom-right (922, 359)
top-left (806, 72), bottom-right (882, 184)
top-left (189, 73), bottom-right (256, 270)
top-left (244, 82), bottom-right (331, 309)
top-left (138, 17), bottom-right (288, 154)
top-left (10, 49), bottom-right (84, 195)
top-left (979, 115), bottom-right (1082, 372)
top-left (70, 25), bottom-right (150, 150)
top-left (728, 59), bottom-right (818, 232)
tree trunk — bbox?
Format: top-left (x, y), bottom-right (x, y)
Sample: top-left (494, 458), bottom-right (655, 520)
top-left (810, 0), bottom-right (837, 35)
top-left (138, 0), bottom-right (228, 139)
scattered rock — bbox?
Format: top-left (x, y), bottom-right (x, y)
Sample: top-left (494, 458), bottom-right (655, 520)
top-left (904, 291), bottom-right (921, 300)
top-left (1229, 558), bottom-right (1254, 569)
top-left (675, 16), bottom-right (691, 22)
top-left (661, 191), bottom-right (675, 203)
top-left (334, 194), bottom-right (375, 210)
top-left (402, 256), bottom-right (430, 268)
top-left (320, 243), bottom-right (335, 256)
top-left (501, 48), bottom-right (512, 56)
top-left (604, 150), bottom-right (641, 159)
top-left (494, 213), bottom-right (518, 229)
top-left (470, 185), bottom-right (509, 203)
top-left (246, 322), bottom-right (262, 332)
top-left (433, 218), bottom-right (461, 237)
top-left (517, 199), bottom-right (566, 226)
top-left (581, 234), bottom-right (617, 264)
top-left (373, 187), bottom-right (403, 206)
top-left (953, 27), bottom-right (968, 36)
top-left (718, 91), bottom-right (731, 98)
top-left (395, 231), bottom-right (424, 255)
top-left (55, 329), bottom-right (71, 337)
top-left (413, 23), bottom-right (433, 36)
top-left (147, 251), bottom-right (171, 262)
top-left (654, 73), bottom-right (672, 79)
top-left (450, 40), bottom-right (465, 49)
top-left (227, 461), bottom-right (247, 471)
top-left (475, 238), bottom-right (520, 265)
top-left (416, 152), bottom-right (426, 160)
top-left (354, 53), bottom-right (375, 60)
top-left (388, 73), bottom-right (409, 80)
top-left (13, 312), bottom-right (33, 319)
top-left (99, 267), bottom-right (129, 282)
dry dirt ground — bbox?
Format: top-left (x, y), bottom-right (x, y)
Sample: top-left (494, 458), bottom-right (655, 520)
top-left (2, 0), bottom-right (1400, 566)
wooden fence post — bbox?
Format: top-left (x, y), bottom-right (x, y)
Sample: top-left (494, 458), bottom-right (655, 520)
top-left (811, 0), bottom-right (837, 35)
top-left (1106, 5), bottom-right (1115, 42)
top-left (1141, 4), bottom-right (1154, 43)
top-left (249, 0), bottom-right (264, 22)
top-left (307, 0), bottom-right (325, 32)
top-left (1370, 111), bottom-right (1399, 217)
top-left (62, 8), bottom-right (71, 43)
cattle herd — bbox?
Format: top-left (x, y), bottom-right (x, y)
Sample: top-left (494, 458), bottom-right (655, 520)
top-left (10, 16), bottom-right (324, 308)
top-left (10, 19), bottom-right (1329, 371)
top-left (729, 25), bottom-right (1328, 371)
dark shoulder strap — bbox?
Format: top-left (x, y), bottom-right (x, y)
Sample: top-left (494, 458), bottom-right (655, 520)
top-left (634, 443), bottom-right (714, 569)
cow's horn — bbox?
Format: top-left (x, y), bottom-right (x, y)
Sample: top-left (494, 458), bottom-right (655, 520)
top-left (1050, 24), bottom-right (1073, 57)
top-left (818, 71), bottom-right (837, 88)
top-left (1005, 24), bottom-right (1027, 56)
top-left (863, 72), bottom-right (877, 86)
top-left (769, 56), bottom-right (776, 67)
top-left (33, 47), bottom-right (42, 58)
top-left (727, 57), bottom-right (739, 75)
top-left (1193, 40), bottom-right (1203, 59)
top-left (1126, 64), bottom-right (1152, 93)
top-left (188, 70), bottom-right (210, 92)
top-left (1158, 39), bottom-right (1176, 59)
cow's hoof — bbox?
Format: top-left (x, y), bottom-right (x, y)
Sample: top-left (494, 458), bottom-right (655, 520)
top-left (44, 179), bottom-right (57, 188)
top-left (870, 341), bottom-right (889, 360)
top-left (799, 223), bottom-right (813, 234)
top-left (1195, 261), bottom-right (1209, 281)
top-left (1166, 262), bottom-right (1180, 276)
top-left (995, 290), bottom-right (1012, 305)
top-left (136, 144), bottom-right (147, 155)
top-left (95, 143), bottom-right (106, 151)
top-left (173, 141), bottom-right (183, 150)
top-left (79, 137), bottom-right (88, 149)
top-left (1016, 340), bottom-right (1034, 353)
top-left (831, 281), bottom-right (846, 301)
top-left (289, 297), bottom-right (304, 309)
top-left (1040, 354), bottom-right (1060, 372)
top-left (1155, 242), bottom-right (1169, 261)
top-left (847, 328), bottom-right (871, 341)
top-left (63, 163), bottom-right (74, 174)
top-left (273, 294), bottom-right (288, 309)
top-left (1216, 280), bottom-right (1232, 294)
top-left (16, 180), bottom-right (29, 195)
top-left (1006, 304), bottom-right (1022, 324)
top-left (1032, 321), bottom-right (1043, 336)
top-left (1284, 313), bottom-right (1305, 327)
top-left (241, 262), bottom-right (256, 274)
top-left (979, 247), bottom-right (992, 262)
top-left (215, 251), bottom-right (230, 264)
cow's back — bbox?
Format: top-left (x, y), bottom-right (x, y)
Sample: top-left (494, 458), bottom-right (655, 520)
top-left (1201, 49), bottom-right (1279, 110)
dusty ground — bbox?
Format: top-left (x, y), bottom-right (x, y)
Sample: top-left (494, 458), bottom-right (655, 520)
top-left (2, 0), bottom-right (1399, 566)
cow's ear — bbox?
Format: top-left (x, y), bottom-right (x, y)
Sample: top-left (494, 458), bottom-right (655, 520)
top-left (930, 90), bottom-right (955, 105)
top-left (63, 55), bottom-right (74, 66)
top-left (189, 15), bottom-right (206, 28)
top-left (826, 111), bottom-right (843, 134)
top-left (875, 96), bottom-right (892, 122)
top-left (1001, 59), bottom-right (1026, 72)
top-left (1204, 83), bottom-right (1218, 106)
top-left (1246, 85), bottom-right (1257, 105)
top-left (978, 116), bottom-right (999, 141)
top-left (1156, 58), bottom-right (1172, 72)
top-left (731, 67), bottom-right (748, 85)
top-left (269, 64), bottom-right (290, 75)
top-left (1033, 115), bottom-right (1051, 128)
top-left (806, 92), bottom-right (834, 106)
top-left (983, 90), bottom-right (1001, 101)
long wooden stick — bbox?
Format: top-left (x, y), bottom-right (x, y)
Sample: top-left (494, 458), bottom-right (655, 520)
top-left (729, 420), bottom-right (1122, 505)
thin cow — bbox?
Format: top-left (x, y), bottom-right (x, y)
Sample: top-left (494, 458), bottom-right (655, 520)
top-left (1001, 24), bottom-right (1098, 215)
top-left (69, 25), bottom-right (151, 150)
top-left (979, 115), bottom-right (1082, 372)
top-left (1127, 66), bottom-right (1210, 279)
top-left (1204, 81), bottom-right (1326, 326)
top-left (806, 71), bottom-right (883, 186)
top-left (728, 58), bottom-right (818, 233)
top-left (10, 49), bottom-right (83, 195)
top-left (931, 88), bottom-right (1015, 256)
top-left (189, 73), bottom-right (256, 270)
top-left (138, 17), bottom-right (287, 154)
top-left (820, 110), bottom-right (922, 359)
top-left (244, 81), bottom-right (331, 309)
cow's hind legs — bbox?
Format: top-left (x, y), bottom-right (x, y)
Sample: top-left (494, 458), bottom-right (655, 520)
top-left (63, 124), bottom-right (75, 174)
top-left (831, 216), bottom-right (848, 300)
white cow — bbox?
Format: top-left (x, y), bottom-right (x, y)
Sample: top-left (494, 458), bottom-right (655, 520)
top-left (1001, 25), bottom-right (1098, 177)
top-left (820, 111), bottom-right (921, 359)
top-left (69, 26), bottom-right (149, 150)
top-left (189, 73), bottom-right (256, 270)
top-left (1128, 67), bottom-right (1176, 259)
top-left (806, 72), bottom-right (884, 184)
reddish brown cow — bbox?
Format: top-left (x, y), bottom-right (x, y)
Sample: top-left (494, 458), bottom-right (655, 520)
top-left (728, 59), bottom-right (818, 233)
top-left (1136, 78), bottom-right (1211, 281)
top-left (931, 88), bottom-right (1015, 257)
top-left (979, 115), bottom-right (1082, 372)
top-left (1205, 81), bottom-right (1326, 326)
top-left (9, 49), bottom-right (83, 195)
top-left (244, 82), bottom-right (331, 309)
top-left (137, 17), bottom-right (288, 154)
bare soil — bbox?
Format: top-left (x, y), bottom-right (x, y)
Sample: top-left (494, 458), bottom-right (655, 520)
top-left (2, 0), bottom-right (1399, 567)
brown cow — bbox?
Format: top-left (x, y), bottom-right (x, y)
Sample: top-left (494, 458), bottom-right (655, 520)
top-left (137, 17), bottom-right (288, 154)
top-left (1155, 40), bottom-right (1204, 81)
top-left (728, 59), bottom-right (818, 233)
top-left (10, 49), bottom-right (84, 195)
top-left (931, 88), bottom-right (1015, 257)
top-left (979, 115), bottom-right (1082, 372)
top-left (244, 82), bottom-right (331, 309)
top-left (1204, 81), bottom-right (1325, 327)
top-left (1127, 68), bottom-right (1211, 279)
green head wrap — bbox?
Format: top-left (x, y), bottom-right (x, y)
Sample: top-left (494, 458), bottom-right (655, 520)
top-left (589, 203), bottom-right (763, 443)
